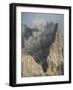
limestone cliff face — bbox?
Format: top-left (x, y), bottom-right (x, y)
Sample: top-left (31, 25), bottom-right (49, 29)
top-left (21, 55), bottom-right (44, 77)
top-left (47, 31), bottom-right (64, 75)
top-left (49, 31), bottom-right (64, 65)
top-left (21, 31), bottom-right (64, 77)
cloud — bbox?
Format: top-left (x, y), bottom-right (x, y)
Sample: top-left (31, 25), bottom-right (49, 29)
top-left (22, 20), bottom-right (58, 72)
top-left (32, 17), bottom-right (47, 30)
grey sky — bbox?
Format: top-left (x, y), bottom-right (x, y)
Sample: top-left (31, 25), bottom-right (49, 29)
top-left (21, 12), bottom-right (64, 32)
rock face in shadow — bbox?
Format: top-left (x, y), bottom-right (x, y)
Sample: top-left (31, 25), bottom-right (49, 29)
top-left (21, 22), bottom-right (64, 77)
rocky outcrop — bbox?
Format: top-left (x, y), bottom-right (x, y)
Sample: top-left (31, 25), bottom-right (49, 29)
top-left (21, 55), bottom-right (45, 77)
top-left (47, 31), bottom-right (64, 75)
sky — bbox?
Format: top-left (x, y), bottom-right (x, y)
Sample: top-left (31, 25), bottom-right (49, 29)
top-left (21, 12), bottom-right (64, 32)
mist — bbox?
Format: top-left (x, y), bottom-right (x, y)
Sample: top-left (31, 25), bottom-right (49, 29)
top-left (21, 18), bottom-right (58, 72)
